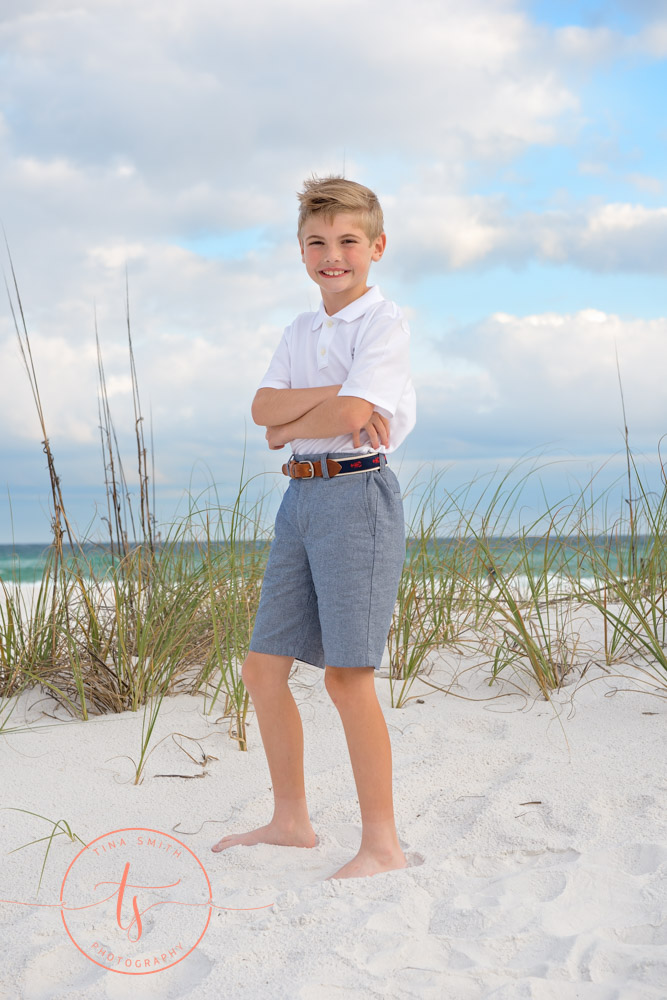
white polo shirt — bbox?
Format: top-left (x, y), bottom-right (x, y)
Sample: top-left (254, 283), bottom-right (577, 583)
top-left (257, 285), bottom-right (417, 455)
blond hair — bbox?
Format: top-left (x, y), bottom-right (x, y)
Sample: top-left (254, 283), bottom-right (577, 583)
top-left (297, 175), bottom-right (384, 242)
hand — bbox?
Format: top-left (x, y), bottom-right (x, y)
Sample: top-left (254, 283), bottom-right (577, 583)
top-left (265, 426), bottom-right (287, 450)
top-left (352, 410), bottom-right (390, 450)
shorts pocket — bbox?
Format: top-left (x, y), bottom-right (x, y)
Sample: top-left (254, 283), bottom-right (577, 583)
top-left (361, 472), bottom-right (378, 536)
top-left (382, 467), bottom-right (403, 497)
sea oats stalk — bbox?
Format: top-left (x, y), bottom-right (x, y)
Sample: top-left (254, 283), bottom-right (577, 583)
top-left (1, 807), bottom-right (86, 896)
top-left (582, 466), bottom-right (667, 683)
top-left (4, 246), bottom-right (77, 661)
top-left (195, 455), bottom-right (269, 750)
top-left (385, 470), bottom-right (450, 707)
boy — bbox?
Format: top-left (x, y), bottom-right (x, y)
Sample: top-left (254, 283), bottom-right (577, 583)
top-left (211, 175), bottom-right (416, 880)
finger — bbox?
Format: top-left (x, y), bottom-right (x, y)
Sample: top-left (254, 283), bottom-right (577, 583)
top-left (352, 429), bottom-right (360, 448)
top-left (372, 415), bottom-right (388, 447)
top-left (381, 415), bottom-right (390, 446)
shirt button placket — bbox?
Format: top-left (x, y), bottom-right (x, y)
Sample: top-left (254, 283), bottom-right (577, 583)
top-left (318, 319), bottom-right (335, 370)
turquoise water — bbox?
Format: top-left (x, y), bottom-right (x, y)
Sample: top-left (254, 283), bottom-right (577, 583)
top-left (0, 537), bottom-right (657, 584)
top-left (0, 542), bottom-right (268, 584)
top-left (0, 544), bottom-right (54, 583)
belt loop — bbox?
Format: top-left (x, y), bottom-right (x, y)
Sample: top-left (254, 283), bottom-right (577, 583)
top-left (380, 452), bottom-right (387, 468)
top-left (320, 453), bottom-right (331, 480)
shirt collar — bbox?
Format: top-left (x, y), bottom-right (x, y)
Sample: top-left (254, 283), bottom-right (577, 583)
top-left (311, 285), bottom-right (384, 331)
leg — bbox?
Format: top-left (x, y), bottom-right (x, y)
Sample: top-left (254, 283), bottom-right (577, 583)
top-left (211, 651), bottom-right (317, 852)
top-left (323, 665), bottom-right (407, 879)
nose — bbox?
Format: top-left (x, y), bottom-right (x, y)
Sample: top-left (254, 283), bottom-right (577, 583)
top-left (324, 245), bottom-right (342, 262)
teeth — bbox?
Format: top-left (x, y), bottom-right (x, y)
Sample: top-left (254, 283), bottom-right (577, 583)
top-left (322, 270), bottom-right (346, 276)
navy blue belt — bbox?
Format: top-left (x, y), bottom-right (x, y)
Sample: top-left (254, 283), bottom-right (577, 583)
top-left (282, 452), bottom-right (386, 479)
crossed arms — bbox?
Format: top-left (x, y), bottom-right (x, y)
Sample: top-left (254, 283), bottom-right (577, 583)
top-left (251, 386), bottom-right (390, 450)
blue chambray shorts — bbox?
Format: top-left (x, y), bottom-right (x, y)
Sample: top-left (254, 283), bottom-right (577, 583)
top-left (249, 452), bottom-right (406, 670)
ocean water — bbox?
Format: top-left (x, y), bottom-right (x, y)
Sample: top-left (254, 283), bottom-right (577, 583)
top-left (0, 543), bottom-right (55, 584)
top-left (0, 541), bottom-right (270, 585)
top-left (0, 537), bottom-right (655, 585)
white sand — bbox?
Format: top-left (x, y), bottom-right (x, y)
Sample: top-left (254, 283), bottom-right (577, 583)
top-left (1, 611), bottom-right (666, 999)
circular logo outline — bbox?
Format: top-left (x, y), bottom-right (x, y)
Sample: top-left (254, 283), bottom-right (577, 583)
top-left (60, 826), bottom-right (212, 976)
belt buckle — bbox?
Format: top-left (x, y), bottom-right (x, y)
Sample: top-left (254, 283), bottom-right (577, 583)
top-left (290, 458), bottom-right (315, 479)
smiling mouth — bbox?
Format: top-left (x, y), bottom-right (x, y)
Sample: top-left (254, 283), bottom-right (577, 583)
top-left (320, 269), bottom-right (349, 277)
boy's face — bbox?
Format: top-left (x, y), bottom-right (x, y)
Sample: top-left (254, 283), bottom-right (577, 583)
top-left (299, 212), bottom-right (386, 314)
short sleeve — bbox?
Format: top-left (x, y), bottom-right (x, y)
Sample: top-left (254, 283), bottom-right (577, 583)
top-left (256, 326), bottom-right (292, 390)
top-left (337, 306), bottom-right (411, 419)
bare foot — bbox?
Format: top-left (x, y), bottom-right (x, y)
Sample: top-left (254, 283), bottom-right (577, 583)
top-left (211, 821), bottom-right (318, 853)
top-left (326, 847), bottom-right (408, 880)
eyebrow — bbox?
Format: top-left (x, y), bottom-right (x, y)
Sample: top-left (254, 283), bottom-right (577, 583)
top-left (305, 233), bottom-right (362, 240)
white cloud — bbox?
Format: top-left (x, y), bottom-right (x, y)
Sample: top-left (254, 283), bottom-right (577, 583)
top-left (0, 245), bottom-right (298, 448)
top-left (626, 173), bottom-right (663, 195)
top-left (391, 192), bottom-right (505, 269)
top-left (0, 0), bottom-right (579, 219)
top-left (549, 12), bottom-right (667, 62)
top-left (577, 204), bottom-right (667, 269)
top-left (390, 191), bottom-right (667, 274)
top-left (417, 309), bottom-right (667, 460)
top-left (0, 333), bottom-right (101, 444)
top-left (637, 19), bottom-right (667, 56)
top-left (554, 25), bottom-right (621, 63)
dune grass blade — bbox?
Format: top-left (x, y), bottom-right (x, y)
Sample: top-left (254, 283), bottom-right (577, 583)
top-left (1, 807), bottom-right (86, 896)
top-left (194, 453), bottom-right (269, 749)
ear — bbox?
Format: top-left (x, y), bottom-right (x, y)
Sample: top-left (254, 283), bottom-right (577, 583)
top-left (371, 232), bottom-right (387, 262)
top-left (298, 236), bottom-right (305, 260)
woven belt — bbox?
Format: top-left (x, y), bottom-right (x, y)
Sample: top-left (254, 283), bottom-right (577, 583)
top-left (282, 453), bottom-right (384, 479)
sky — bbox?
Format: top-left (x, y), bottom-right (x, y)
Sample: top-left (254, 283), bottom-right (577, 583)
top-left (0, 0), bottom-right (666, 542)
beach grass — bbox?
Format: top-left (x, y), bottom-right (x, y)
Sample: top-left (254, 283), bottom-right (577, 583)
top-left (2, 456), bottom-right (666, 742)
top-left (0, 807), bottom-right (86, 896)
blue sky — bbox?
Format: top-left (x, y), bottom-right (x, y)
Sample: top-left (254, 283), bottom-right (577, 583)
top-left (0, 0), bottom-right (665, 541)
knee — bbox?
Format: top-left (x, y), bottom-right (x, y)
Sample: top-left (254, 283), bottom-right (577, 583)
top-left (324, 669), bottom-right (340, 704)
top-left (241, 655), bottom-right (262, 693)
top-left (241, 651), bottom-right (291, 695)
top-left (324, 665), bottom-right (372, 705)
